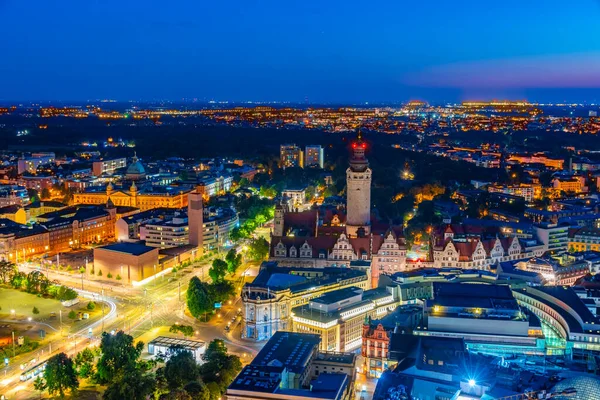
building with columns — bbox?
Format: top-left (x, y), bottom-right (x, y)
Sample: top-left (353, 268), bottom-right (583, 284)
top-left (241, 262), bottom-right (369, 341)
top-left (73, 155), bottom-right (193, 211)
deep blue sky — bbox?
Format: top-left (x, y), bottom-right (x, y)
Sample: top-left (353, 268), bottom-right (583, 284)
top-left (1, 0), bottom-right (600, 103)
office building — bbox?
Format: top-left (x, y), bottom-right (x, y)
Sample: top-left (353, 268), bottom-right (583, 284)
top-left (280, 144), bottom-right (304, 168)
top-left (416, 282), bottom-right (546, 357)
top-left (227, 332), bottom-right (356, 400)
top-left (281, 187), bottom-right (307, 209)
top-left (0, 219), bottom-right (50, 261)
top-left (17, 152), bottom-right (55, 174)
top-left (0, 185), bottom-right (29, 207)
top-left (142, 213), bottom-right (189, 248)
top-left (92, 157), bottom-right (127, 176)
top-left (534, 222), bottom-right (569, 254)
top-left (36, 204), bottom-right (116, 250)
top-left (291, 286), bottom-right (400, 352)
top-left (242, 263), bottom-right (369, 341)
top-left (305, 145), bottom-right (324, 168)
top-left (196, 173), bottom-right (233, 198)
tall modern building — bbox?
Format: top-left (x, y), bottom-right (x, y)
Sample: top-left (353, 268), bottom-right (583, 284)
top-left (280, 144), bottom-right (304, 168)
top-left (345, 132), bottom-right (371, 237)
top-left (305, 145), bottom-right (324, 168)
top-left (187, 191), bottom-right (203, 249)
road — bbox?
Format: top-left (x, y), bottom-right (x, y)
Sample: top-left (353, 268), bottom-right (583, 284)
top-left (2, 258), bottom-right (262, 399)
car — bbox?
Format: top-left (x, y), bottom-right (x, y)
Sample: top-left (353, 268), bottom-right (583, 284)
top-left (224, 326), bottom-right (230, 332)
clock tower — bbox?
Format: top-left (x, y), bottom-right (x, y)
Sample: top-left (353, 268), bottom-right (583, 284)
top-left (346, 131), bottom-right (371, 237)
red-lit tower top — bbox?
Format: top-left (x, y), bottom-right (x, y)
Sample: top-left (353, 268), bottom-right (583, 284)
top-left (349, 130), bottom-right (369, 172)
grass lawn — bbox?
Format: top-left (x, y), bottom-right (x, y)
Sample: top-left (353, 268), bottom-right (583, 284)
top-left (0, 287), bottom-right (63, 321)
top-left (0, 287), bottom-right (104, 333)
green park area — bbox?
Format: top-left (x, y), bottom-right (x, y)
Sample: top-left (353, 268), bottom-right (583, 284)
top-left (0, 288), bottom-right (104, 364)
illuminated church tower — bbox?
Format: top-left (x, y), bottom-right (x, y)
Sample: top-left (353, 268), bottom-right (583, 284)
top-left (346, 131), bottom-right (371, 237)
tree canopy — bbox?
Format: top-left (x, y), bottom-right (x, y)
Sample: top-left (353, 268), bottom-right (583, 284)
top-left (42, 352), bottom-right (79, 399)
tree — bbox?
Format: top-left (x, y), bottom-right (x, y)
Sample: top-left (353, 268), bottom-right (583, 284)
top-left (27, 188), bottom-right (39, 203)
top-left (203, 339), bottom-right (227, 361)
top-left (169, 324), bottom-right (195, 337)
top-left (33, 376), bottom-right (46, 399)
top-left (187, 277), bottom-right (212, 318)
top-left (164, 349), bottom-right (199, 390)
top-left (238, 177), bottom-right (250, 188)
top-left (32, 306), bottom-right (39, 314)
top-left (87, 301), bottom-right (96, 310)
top-left (68, 310), bottom-right (77, 319)
top-left (225, 249), bottom-right (242, 275)
top-left (209, 259), bottom-right (227, 283)
top-left (10, 271), bottom-right (27, 289)
top-left (107, 272), bottom-right (113, 279)
top-left (98, 270), bottom-right (103, 276)
top-left (96, 331), bottom-right (144, 384)
top-left (43, 352), bottom-right (79, 399)
top-left (160, 389), bottom-right (193, 400)
top-left (0, 260), bottom-right (16, 283)
top-left (49, 285), bottom-right (78, 301)
top-left (26, 270), bottom-right (50, 294)
top-left (323, 184), bottom-right (338, 198)
top-left (103, 367), bottom-right (156, 400)
top-left (74, 348), bottom-right (96, 378)
top-left (199, 340), bottom-right (242, 396)
top-left (247, 238), bottom-right (269, 261)
top-left (184, 381), bottom-right (211, 400)
top-left (207, 282), bottom-right (235, 305)
top-left (40, 187), bottom-right (51, 200)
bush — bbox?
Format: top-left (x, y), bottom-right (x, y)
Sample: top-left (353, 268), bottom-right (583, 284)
top-left (68, 310), bottom-right (77, 319)
top-left (48, 285), bottom-right (78, 301)
top-left (32, 306), bottom-right (39, 314)
top-left (106, 273), bottom-right (113, 279)
top-left (87, 302), bottom-right (96, 311)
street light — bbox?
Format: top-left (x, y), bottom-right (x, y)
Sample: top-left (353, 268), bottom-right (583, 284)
top-left (468, 379), bottom-right (476, 387)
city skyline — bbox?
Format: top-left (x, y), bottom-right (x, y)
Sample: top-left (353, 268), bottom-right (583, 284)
top-left (1, 0), bottom-right (600, 103)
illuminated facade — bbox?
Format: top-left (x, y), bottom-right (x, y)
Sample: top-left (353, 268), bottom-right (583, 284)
top-left (305, 145), bottom-right (324, 168)
top-left (569, 227), bottom-right (600, 252)
top-left (280, 144), bottom-right (304, 168)
top-left (92, 158), bottom-right (127, 176)
top-left (291, 286), bottom-right (399, 352)
top-left (0, 220), bottom-right (49, 261)
top-left (73, 182), bottom-right (191, 211)
top-left (242, 263), bottom-right (369, 341)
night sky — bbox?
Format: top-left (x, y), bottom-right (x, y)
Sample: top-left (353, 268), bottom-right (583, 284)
top-left (1, 0), bottom-right (600, 103)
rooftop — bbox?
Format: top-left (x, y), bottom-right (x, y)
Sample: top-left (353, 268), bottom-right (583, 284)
top-left (148, 336), bottom-right (205, 350)
top-left (251, 331), bottom-right (320, 374)
top-left (97, 242), bottom-right (157, 256)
